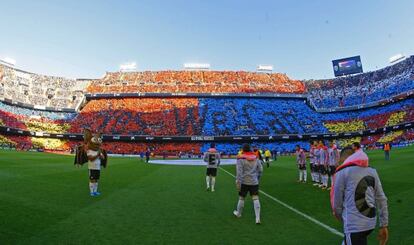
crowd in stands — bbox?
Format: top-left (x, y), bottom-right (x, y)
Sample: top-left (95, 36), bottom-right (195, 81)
top-left (0, 101), bottom-right (75, 121)
top-left (323, 98), bottom-right (414, 130)
top-left (399, 128), bottom-right (414, 142)
top-left (199, 98), bottom-right (324, 135)
top-left (69, 98), bottom-right (201, 135)
top-left (0, 64), bottom-right (88, 109)
top-left (74, 97), bottom-right (413, 137)
top-left (201, 98), bottom-right (414, 136)
top-left (86, 71), bottom-right (305, 94)
top-left (0, 101), bottom-right (73, 151)
top-left (201, 141), bottom-right (309, 156)
top-left (307, 56), bottom-right (414, 108)
top-left (31, 137), bottom-right (70, 151)
top-left (0, 110), bottom-right (28, 129)
top-left (79, 142), bottom-right (201, 156)
top-left (26, 120), bottom-right (71, 134)
top-left (1, 56), bottom-right (414, 154)
top-left (2, 97), bottom-right (413, 138)
top-left (0, 135), bottom-right (32, 150)
top-left (0, 135), bottom-right (16, 146)
top-left (2, 55), bottom-right (413, 114)
top-left (0, 101), bottom-right (74, 133)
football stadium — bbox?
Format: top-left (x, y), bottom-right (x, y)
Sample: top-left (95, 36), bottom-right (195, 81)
top-left (1, 1), bottom-right (414, 244)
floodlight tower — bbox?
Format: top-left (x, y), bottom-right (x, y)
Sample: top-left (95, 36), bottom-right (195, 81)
top-left (183, 63), bottom-right (211, 70)
top-left (119, 62), bottom-right (137, 72)
top-left (389, 54), bottom-right (406, 64)
top-left (256, 65), bottom-right (273, 73)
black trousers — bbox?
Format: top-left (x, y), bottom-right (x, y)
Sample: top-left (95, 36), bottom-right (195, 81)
top-left (344, 229), bottom-right (373, 245)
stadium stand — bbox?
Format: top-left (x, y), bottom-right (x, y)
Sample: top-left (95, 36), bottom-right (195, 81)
top-left (86, 71), bottom-right (305, 94)
top-left (1, 96), bottom-right (413, 153)
top-left (0, 64), bottom-right (88, 109)
top-left (69, 98), bottom-right (201, 135)
top-left (1, 58), bottom-right (414, 154)
top-left (0, 101), bottom-right (76, 121)
top-left (68, 97), bottom-right (413, 137)
top-left (307, 56), bottom-right (414, 109)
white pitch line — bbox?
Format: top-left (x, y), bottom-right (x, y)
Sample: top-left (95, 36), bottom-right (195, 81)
top-left (219, 167), bottom-right (343, 237)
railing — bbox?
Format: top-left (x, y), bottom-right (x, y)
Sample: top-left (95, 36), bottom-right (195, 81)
top-left (1, 122), bottom-right (412, 143)
top-left (85, 92), bottom-right (308, 100)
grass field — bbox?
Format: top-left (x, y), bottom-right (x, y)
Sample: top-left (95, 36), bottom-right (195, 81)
top-left (1, 146), bottom-right (413, 244)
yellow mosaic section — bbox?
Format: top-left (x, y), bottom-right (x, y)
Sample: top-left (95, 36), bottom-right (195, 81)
top-left (324, 120), bottom-right (365, 133)
top-left (31, 138), bottom-right (69, 150)
top-left (0, 135), bottom-right (16, 145)
top-left (26, 121), bottom-right (71, 134)
top-left (335, 137), bottom-right (362, 147)
top-left (385, 111), bottom-right (406, 126)
top-left (378, 131), bottom-right (403, 143)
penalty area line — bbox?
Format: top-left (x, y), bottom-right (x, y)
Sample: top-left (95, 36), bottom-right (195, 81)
top-left (219, 167), bottom-right (343, 237)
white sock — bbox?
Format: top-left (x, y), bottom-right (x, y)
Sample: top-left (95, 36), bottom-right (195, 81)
top-left (303, 170), bottom-right (307, 182)
top-left (206, 176), bottom-right (210, 188)
top-left (299, 171), bottom-right (302, 181)
top-left (211, 177), bottom-right (216, 190)
top-left (94, 182), bottom-right (98, 193)
top-left (237, 199), bottom-right (245, 215)
top-left (324, 175), bottom-right (328, 186)
top-left (253, 199), bottom-right (261, 222)
top-left (89, 182), bottom-right (94, 193)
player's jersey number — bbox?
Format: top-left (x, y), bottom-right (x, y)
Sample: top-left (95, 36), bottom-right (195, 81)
top-left (208, 154), bottom-right (216, 165)
top-left (355, 176), bottom-right (376, 218)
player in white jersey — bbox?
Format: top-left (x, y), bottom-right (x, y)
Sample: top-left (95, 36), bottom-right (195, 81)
top-left (309, 141), bottom-right (317, 183)
top-left (87, 148), bottom-right (105, 196)
top-left (295, 145), bottom-right (307, 182)
top-left (203, 143), bottom-right (221, 192)
top-left (313, 143), bottom-right (321, 186)
top-left (233, 143), bottom-right (263, 224)
top-left (327, 141), bottom-right (340, 190)
top-left (319, 141), bottom-right (329, 189)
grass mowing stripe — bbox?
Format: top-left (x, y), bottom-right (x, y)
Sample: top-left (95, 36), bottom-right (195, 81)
top-left (219, 166), bottom-right (343, 237)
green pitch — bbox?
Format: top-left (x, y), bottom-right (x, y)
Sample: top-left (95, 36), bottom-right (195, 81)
top-left (0, 146), bottom-right (413, 244)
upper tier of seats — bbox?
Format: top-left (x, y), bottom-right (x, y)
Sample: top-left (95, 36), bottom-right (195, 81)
top-left (1, 55), bottom-right (413, 111)
top-left (0, 64), bottom-right (89, 109)
top-left (86, 71), bottom-right (306, 94)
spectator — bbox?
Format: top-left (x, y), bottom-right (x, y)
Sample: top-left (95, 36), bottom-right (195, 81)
top-left (308, 55), bottom-right (414, 109)
top-left (383, 143), bottom-right (391, 161)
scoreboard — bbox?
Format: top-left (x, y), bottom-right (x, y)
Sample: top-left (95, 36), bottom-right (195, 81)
top-left (332, 56), bottom-right (363, 77)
